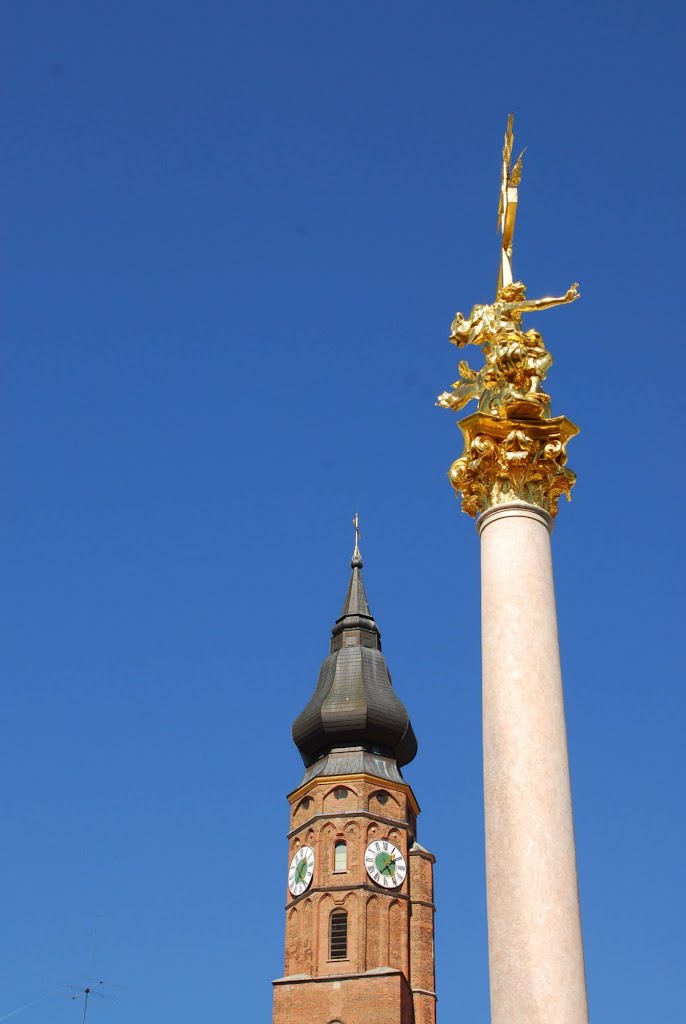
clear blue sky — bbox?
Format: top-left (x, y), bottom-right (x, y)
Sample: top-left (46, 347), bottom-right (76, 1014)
top-left (2, 2), bottom-right (684, 1021)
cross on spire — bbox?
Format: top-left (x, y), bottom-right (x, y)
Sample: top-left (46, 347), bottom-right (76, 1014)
top-left (352, 512), bottom-right (362, 561)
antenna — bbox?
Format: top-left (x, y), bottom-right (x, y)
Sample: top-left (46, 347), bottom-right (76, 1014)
top-left (71, 982), bottom-right (105, 1024)
top-left (67, 917), bottom-right (121, 1021)
top-left (66, 979), bottom-right (121, 1021)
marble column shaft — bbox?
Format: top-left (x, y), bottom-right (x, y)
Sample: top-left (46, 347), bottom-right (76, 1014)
top-left (478, 502), bottom-right (588, 1024)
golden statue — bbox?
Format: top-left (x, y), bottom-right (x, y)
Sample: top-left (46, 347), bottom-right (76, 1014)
top-left (436, 280), bottom-right (579, 420)
top-left (438, 114), bottom-right (580, 516)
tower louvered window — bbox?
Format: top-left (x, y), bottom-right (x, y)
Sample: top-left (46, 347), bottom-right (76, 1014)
top-left (329, 910), bottom-right (348, 960)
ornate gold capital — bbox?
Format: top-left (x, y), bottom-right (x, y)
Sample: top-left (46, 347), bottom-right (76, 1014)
top-left (449, 412), bottom-right (579, 518)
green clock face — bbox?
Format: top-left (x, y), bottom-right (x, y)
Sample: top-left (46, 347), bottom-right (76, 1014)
top-left (365, 839), bottom-right (406, 889)
top-left (288, 845), bottom-right (315, 896)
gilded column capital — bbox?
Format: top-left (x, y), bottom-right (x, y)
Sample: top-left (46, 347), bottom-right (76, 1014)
top-left (449, 412), bottom-right (578, 519)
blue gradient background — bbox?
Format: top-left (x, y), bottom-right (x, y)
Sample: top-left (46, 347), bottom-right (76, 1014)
top-left (2, 2), bottom-right (684, 1021)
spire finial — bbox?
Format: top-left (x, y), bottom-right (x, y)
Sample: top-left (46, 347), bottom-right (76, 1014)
top-left (352, 512), bottom-right (362, 564)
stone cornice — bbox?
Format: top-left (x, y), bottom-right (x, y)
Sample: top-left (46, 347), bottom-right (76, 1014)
top-left (285, 882), bottom-right (411, 910)
top-left (273, 967), bottom-right (407, 986)
top-left (409, 898), bottom-right (435, 911)
top-left (288, 808), bottom-right (413, 841)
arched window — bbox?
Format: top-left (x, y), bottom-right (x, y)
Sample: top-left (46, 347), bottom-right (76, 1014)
top-left (334, 840), bottom-right (347, 872)
top-left (329, 909), bottom-right (348, 960)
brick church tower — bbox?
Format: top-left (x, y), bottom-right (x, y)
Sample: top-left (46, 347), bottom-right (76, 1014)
top-left (272, 539), bottom-right (437, 1024)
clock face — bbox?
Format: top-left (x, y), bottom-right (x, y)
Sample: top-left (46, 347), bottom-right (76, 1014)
top-left (365, 839), bottom-right (406, 889)
top-left (288, 845), bottom-right (315, 896)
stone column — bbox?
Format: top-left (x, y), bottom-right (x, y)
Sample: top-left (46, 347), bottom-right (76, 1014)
top-left (478, 501), bottom-right (588, 1024)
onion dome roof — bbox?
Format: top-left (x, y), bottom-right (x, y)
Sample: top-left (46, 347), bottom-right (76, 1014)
top-left (291, 549), bottom-right (417, 781)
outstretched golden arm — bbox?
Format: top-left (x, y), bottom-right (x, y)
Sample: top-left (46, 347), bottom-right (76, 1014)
top-left (503, 283), bottom-right (580, 316)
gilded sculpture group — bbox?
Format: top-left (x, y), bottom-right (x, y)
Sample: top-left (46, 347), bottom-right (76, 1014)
top-left (438, 114), bottom-right (580, 517)
top-left (437, 279), bottom-right (578, 420)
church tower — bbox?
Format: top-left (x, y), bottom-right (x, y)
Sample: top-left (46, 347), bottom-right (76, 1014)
top-left (272, 538), bottom-right (437, 1024)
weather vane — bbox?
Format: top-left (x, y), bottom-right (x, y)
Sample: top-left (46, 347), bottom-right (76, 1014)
top-left (436, 113), bottom-right (580, 517)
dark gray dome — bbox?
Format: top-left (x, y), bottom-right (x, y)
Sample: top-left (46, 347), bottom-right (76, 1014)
top-left (292, 553), bottom-right (417, 773)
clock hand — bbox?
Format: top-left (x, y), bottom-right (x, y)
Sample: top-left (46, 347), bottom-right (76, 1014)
top-left (381, 855), bottom-right (396, 875)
